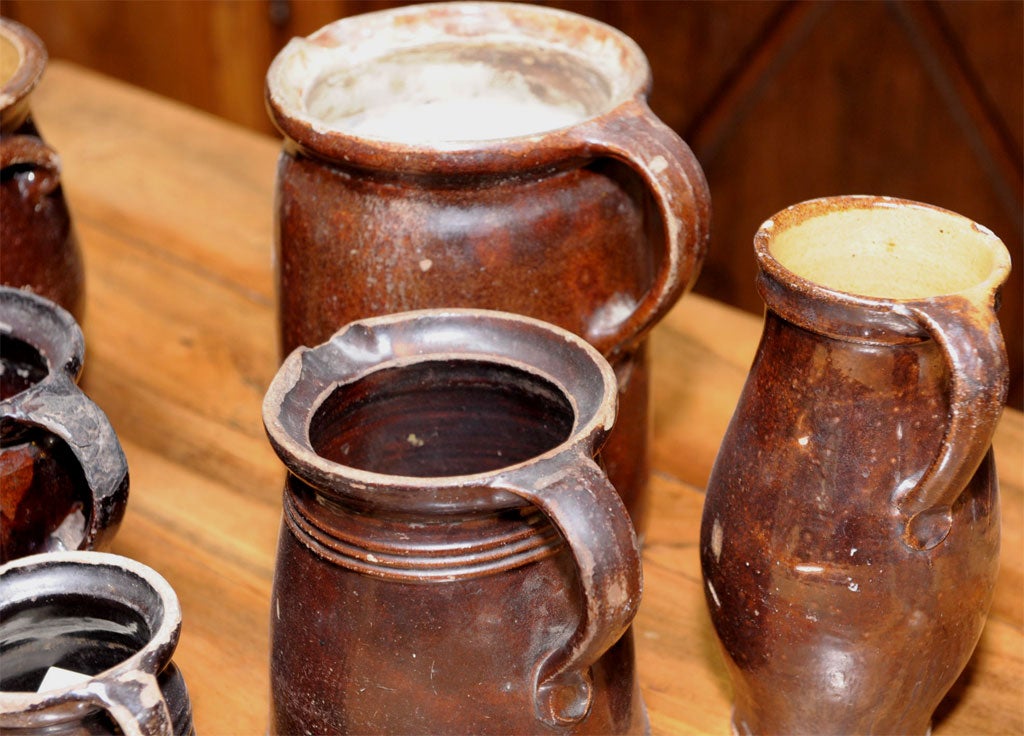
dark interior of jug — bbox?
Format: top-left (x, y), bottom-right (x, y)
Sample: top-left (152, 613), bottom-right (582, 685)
top-left (0, 592), bottom-right (152, 692)
top-left (310, 359), bottom-right (575, 477)
top-left (0, 427), bottom-right (91, 563)
top-left (0, 333), bottom-right (91, 563)
top-left (0, 334), bottom-right (49, 400)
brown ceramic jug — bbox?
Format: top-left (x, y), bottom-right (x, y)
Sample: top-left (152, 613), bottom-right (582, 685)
top-left (0, 286), bottom-right (128, 562)
top-left (263, 309), bottom-right (645, 734)
top-left (700, 195), bottom-right (1011, 735)
top-left (0, 551), bottom-right (194, 735)
top-left (265, 1), bottom-right (711, 534)
top-left (0, 18), bottom-right (84, 320)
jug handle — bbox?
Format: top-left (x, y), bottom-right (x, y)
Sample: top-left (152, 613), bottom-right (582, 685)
top-left (492, 451), bottom-right (642, 727)
top-left (0, 134), bottom-right (61, 200)
top-left (569, 99), bottom-right (711, 359)
top-left (76, 670), bottom-right (175, 736)
top-left (0, 372), bottom-right (129, 550)
top-left (895, 294), bottom-right (1008, 550)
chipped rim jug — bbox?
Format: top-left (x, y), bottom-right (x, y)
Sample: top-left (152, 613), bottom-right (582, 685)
top-left (263, 308), bottom-right (645, 734)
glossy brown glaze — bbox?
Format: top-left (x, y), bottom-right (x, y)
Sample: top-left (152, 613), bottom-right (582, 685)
top-left (0, 19), bottom-right (84, 320)
top-left (0, 551), bottom-right (194, 735)
top-left (263, 309), bottom-right (645, 734)
top-left (0, 287), bottom-right (128, 562)
top-left (265, 2), bottom-right (711, 534)
top-left (700, 196), bottom-right (1011, 735)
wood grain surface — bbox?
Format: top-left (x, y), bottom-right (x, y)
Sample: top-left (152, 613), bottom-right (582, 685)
top-left (23, 62), bottom-right (1022, 735)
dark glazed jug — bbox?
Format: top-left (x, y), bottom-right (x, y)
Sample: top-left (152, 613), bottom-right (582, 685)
top-left (0, 18), bottom-right (84, 320)
top-left (263, 309), bottom-right (645, 734)
top-left (700, 196), bottom-right (1011, 735)
top-left (265, 1), bottom-right (711, 534)
top-left (0, 551), bottom-right (194, 735)
top-left (0, 286), bottom-right (128, 562)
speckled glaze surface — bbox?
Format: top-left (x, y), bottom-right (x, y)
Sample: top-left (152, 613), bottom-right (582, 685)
top-left (0, 19), bottom-right (84, 321)
top-left (263, 309), bottom-right (645, 734)
top-left (265, 2), bottom-right (711, 535)
top-left (700, 195), bottom-right (1011, 735)
top-left (0, 551), bottom-right (194, 735)
top-left (0, 287), bottom-right (128, 563)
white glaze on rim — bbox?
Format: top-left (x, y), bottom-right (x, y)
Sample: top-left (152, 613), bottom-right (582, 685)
top-left (266, 1), bottom-right (649, 149)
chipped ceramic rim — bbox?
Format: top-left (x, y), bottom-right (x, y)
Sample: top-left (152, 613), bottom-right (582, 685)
top-left (265, 2), bottom-right (651, 167)
top-left (263, 308), bottom-right (618, 508)
top-left (0, 551), bottom-right (181, 714)
top-left (0, 18), bottom-right (46, 115)
top-left (755, 194), bottom-right (1011, 304)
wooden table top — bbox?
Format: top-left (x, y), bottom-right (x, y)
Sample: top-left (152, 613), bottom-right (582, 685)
top-left (25, 61), bottom-right (1023, 735)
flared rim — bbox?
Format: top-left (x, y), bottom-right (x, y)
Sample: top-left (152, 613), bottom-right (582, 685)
top-left (265, 2), bottom-right (651, 172)
top-left (755, 195), bottom-right (1011, 305)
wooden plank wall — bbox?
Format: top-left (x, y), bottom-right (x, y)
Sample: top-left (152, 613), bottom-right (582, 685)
top-left (6, 0), bottom-right (1022, 407)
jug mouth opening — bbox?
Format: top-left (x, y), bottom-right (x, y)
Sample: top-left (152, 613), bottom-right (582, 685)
top-left (310, 359), bottom-right (576, 479)
top-left (0, 19), bottom-right (45, 113)
top-left (757, 195), bottom-right (1011, 303)
top-left (0, 552), bottom-right (180, 700)
top-left (266, 2), bottom-right (649, 154)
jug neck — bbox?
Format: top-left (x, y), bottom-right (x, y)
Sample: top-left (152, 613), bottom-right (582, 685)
top-left (756, 267), bottom-right (934, 346)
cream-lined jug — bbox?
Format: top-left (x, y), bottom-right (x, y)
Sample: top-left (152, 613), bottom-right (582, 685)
top-left (701, 195), bottom-right (1011, 735)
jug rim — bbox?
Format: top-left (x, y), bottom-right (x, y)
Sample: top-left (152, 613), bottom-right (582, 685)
top-left (0, 18), bottom-right (46, 116)
top-left (0, 551), bottom-right (181, 714)
top-left (263, 308), bottom-right (618, 513)
top-left (265, 1), bottom-right (652, 174)
top-left (0, 286), bottom-right (84, 390)
top-left (753, 194), bottom-right (1011, 342)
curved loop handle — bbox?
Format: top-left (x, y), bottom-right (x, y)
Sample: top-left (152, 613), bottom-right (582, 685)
top-left (896, 295), bottom-right (1008, 550)
top-left (493, 452), bottom-right (642, 727)
top-left (79, 670), bottom-right (174, 736)
top-left (0, 134), bottom-right (61, 199)
top-left (568, 99), bottom-right (711, 358)
top-left (0, 375), bottom-right (129, 548)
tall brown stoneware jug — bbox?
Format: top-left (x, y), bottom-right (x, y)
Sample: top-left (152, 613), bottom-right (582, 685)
top-left (265, 2), bottom-right (711, 535)
top-left (263, 309), bottom-right (645, 734)
top-left (700, 195), bottom-right (1011, 735)
top-left (0, 18), bottom-right (84, 321)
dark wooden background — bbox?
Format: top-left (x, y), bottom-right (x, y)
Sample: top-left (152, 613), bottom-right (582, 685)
top-left (6, 0), bottom-right (1021, 408)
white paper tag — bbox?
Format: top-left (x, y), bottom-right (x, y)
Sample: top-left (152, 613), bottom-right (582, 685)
top-left (37, 665), bottom-right (91, 692)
